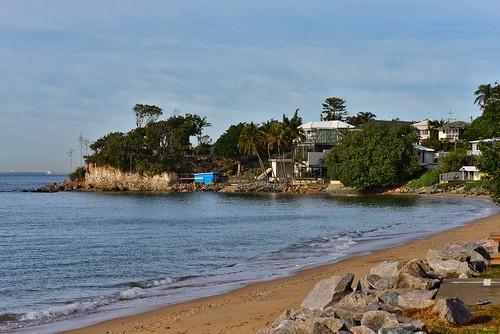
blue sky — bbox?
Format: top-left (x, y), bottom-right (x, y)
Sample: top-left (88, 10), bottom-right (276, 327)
top-left (1, 0), bottom-right (499, 171)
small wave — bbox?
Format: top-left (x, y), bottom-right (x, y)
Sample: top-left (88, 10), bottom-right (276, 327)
top-left (20, 297), bottom-right (112, 322)
top-left (119, 287), bottom-right (147, 300)
top-left (129, 276), bottom-right (174, 288)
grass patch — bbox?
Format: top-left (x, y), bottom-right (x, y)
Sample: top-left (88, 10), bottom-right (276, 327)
top-left (480, 266), bottom-right (500, 279)
top-left (405, 305), bottom-right (500, 334)
top-left (407, 169), bottom-right (440, 188)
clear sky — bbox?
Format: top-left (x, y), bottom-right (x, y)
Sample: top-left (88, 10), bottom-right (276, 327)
top-left (1, 0), bottom-right (499, 172)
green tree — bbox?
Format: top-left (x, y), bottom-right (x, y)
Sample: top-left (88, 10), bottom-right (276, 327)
top-left (133, 104), bottom-right (163, 128)
top-left (463, 100), bottom-right (500, 140)
top-left (438, 148), bottom-right (477, 173)
top-left (321, 97), bottom-right (347, 121)
top-left (214, 122), bottom-right (246, 158)
top-left (324, 124), bottom-right (419, 190)
top-left (346, 111), bottom-right (377, 126)
top-left (237, 122), bottom-right (267, 178)
top-left (479, 141), bottom-right (500, 202)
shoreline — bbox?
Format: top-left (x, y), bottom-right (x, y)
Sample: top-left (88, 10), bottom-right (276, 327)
top-left (60, 194), bottom-right (499, 334)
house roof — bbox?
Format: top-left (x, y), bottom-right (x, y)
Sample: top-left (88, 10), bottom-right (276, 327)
top-left (459, 166), bottom-right (480, 172)
top-left (469, 137), bottom-right (500, 143)
top-left (299, 121), bottom-right (355, 130)
top-left (412, 119), bottom-right (431, 127)
top-left (440, 121), bottom-right (469, 130)
top-left (413, 144), bottom-right (435, 152)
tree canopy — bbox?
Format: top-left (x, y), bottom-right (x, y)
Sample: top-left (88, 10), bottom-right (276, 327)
top-left (324, 124), bottom-right (419, 190)
top-left (479, 141), bottom-right (500, 202)
top-left (133, 104), bottom-right (163, 128)
top-left (88, 113), bottom-right (203, 174)
top-left (321, 97), bottom-right (347, 121)
top-left (346, 111), bottom-right (377, 126)
top-left (214, 122), bottom-right (246, 158)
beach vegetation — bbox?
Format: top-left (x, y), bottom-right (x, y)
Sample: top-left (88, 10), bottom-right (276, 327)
top-left (407, 168), bottom-right (441, 188)
top-left (321, 96), bottom-right (348, 121)
top-left (324, 124), bottom-right (419, 190)
top-left (69, 166), bottom-right (86, 182)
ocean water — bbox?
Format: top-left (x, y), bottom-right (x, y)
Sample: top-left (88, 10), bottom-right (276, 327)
top-left (0, 173), bottom-right (497, 333)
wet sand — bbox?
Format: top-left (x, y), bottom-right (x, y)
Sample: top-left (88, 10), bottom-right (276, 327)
top-left (65, 195), bottom-right (499, 334)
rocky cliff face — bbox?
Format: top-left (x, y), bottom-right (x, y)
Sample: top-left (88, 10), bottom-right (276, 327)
top-left (84, 164), bottom-right (177, 191)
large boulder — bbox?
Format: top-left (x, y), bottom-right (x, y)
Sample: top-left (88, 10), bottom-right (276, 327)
top-left (426, 244), bottom-right (471, 262)
top-left (396, 272), bottom-right (440, 290)
top-left (426, 258), bottom-right (473, 278)
top-left (433, 298), bottom-right (474, 325)
top-left (477, 238), bottom-right (499, 254)
top-left (370, 261), bottom-right (407, 278)
top-left (360, 310), bottom-right (399, 331)
top-left (397, 289), bottom-right (437, 310)
top-left (301, 274), bottom-right (354, 310)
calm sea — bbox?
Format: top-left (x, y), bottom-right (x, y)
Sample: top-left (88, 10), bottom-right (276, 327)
top-left (0, 173), bottom-right (497, 333)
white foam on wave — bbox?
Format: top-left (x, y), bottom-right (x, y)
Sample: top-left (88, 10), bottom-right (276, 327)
top-left (119, 287), bottom-right (146, 300)
top-left (20, 298), bottom-right (112, 322)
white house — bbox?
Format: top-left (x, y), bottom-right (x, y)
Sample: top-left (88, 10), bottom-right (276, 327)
top-left (413, 144), bottom-right (437, 169)
top-left (468, 137), bottom-right (499, 156)
top-left (438, 121), bottom-right (468, 142)
top-left (412, 119), bottom-right (433, 143)
top-left (298, 121), bottom-right (355, 145)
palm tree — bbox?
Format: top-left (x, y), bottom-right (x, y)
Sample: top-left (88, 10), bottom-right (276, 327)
top-left (191, 115), bottom-right (212, 146)
top-left (237, 122), bottom-right (267, 180)
top-left (474, 84), bottom-right (495, 108)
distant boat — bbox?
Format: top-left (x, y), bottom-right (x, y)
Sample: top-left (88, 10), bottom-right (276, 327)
top-left (47, 171), bottom-right (52, 175)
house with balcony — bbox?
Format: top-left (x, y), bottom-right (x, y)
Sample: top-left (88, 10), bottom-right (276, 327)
top-left (294, 120), bottom-right (355, 177)
top-left (412, 119), bottom-right (438, 144)
top-left (438, 121), bottom-right (468, 142)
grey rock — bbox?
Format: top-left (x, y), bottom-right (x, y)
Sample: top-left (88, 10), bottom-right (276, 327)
top-left (302, 274), bottom-right (354, 310)
top-left (396, 272), bottom-right (440, 290)
top-left (426, 245), bottom-right (471, 262)
top-left (397, 316), bottom-right (427, 331)
top-left (272, 309), bottom-right (293, 328)
top-left (433, 298), bottom-right (474, 325)
top-left (477, 238), bottom-right (499, 254)
top-left (331, 304), bottom-right (379, 321)
top-left (397, 289), bottom-right (437, 310)
top-left (350, 325), bottom-right (376, 334)
top-left (426, 258), bottom-right (472, 278)
top-left (370, 261), bottom-right (406, 279)
top-left (360, 311), bottom-right (399, 331)
top-left (337, 291), bottom-right (379, 308)
top-left (380, 291), bottom-right (401, 312)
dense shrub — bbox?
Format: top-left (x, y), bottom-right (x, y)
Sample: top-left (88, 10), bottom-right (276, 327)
top-left (324, 124), bottom-right (419, 190)
top-left (69, 166), bottom-right (86, 181)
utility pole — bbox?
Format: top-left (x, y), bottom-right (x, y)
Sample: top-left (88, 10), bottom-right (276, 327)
top-left (67, 148), bottom-right (75, 173)
top-left (78, 134), bottom-right (83, 167)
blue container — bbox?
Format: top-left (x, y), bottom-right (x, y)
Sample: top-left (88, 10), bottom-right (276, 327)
top-left (193, 172), bottom-right (219, 184)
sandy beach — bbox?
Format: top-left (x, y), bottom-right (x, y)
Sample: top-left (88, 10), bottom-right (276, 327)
top-left (65, 195), bottom-right (499, 334)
